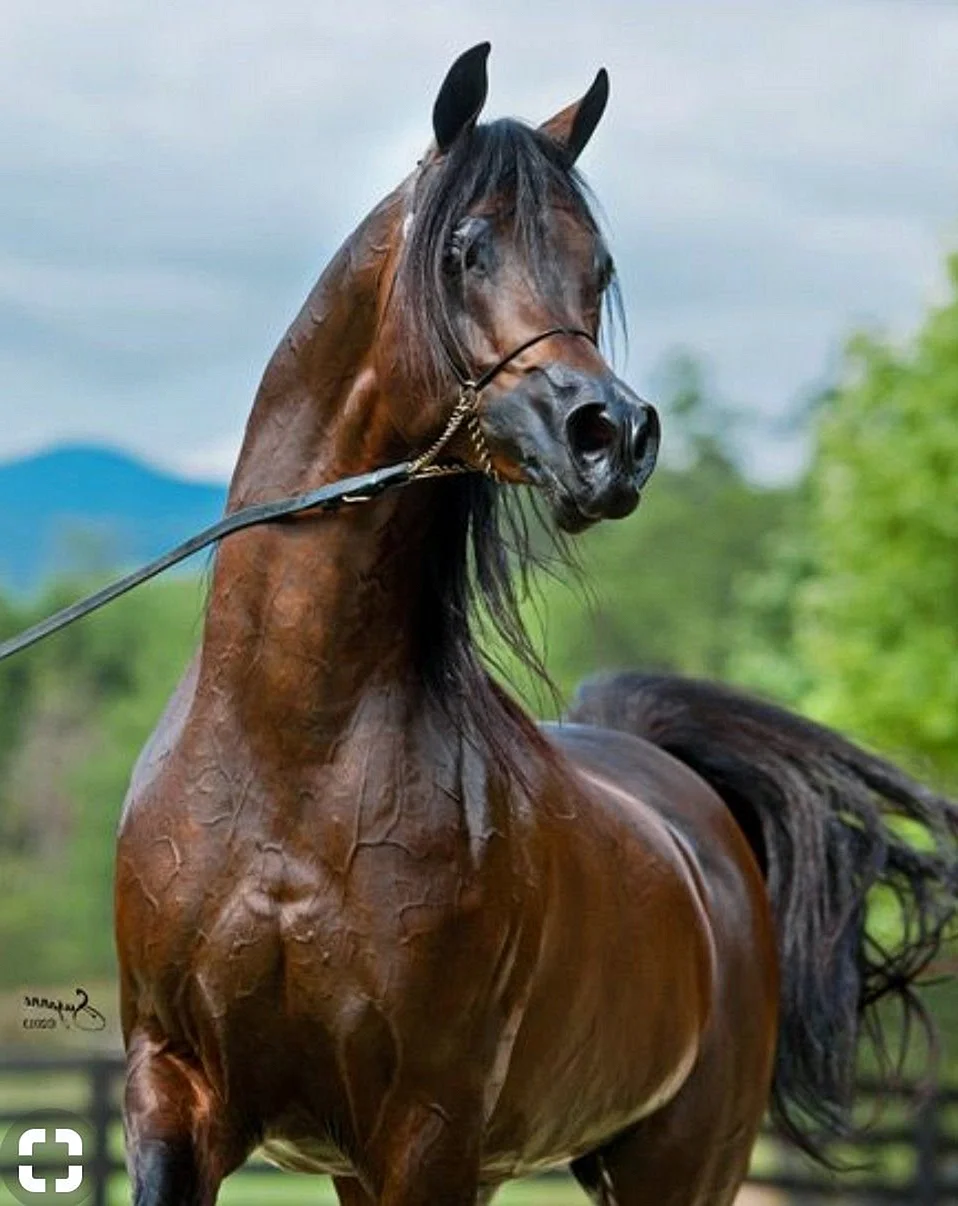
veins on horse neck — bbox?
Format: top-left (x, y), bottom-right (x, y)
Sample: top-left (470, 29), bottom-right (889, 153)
top-left (200, 487), bottom-right (443, 748)
top-left (228, 184), bottom-right (409, 507)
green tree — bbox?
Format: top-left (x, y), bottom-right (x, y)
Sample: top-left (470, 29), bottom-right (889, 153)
top-left (795, 254), bottom-right (958, 786)
top-left (63, 577), bottom-right (206, 976)
top-left (0, 597), bottom-right (35, 802)
top-left (724, 490), bottom-right (817, 708)
top-left (0, 576), bottom-right (204, 986)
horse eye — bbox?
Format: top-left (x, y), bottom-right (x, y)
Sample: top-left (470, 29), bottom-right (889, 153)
top-left (596, 250), bottom-right (615, 294)
top-left (446, 218), bottom-right (490, 276)
top-left (463, 238), bottom-right (482, 272)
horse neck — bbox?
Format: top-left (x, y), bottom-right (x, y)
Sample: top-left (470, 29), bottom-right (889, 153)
top-left (227, 188), bottom-right (406, 507)
top-left (197, 190), bottom-right (463, 749)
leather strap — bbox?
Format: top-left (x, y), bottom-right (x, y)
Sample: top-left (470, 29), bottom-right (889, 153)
top-left (0, 461), bottom-right (411, 662)
top-left (0, 327), bottom-right (597, 662)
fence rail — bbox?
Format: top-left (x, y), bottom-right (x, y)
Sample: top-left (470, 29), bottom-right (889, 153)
top-left (2, 1054), bottom-right (958, 1203)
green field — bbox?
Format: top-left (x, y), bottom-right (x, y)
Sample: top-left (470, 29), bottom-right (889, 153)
top-left (93, 1171), bottom-right (589, 1206)
top-left (159, 1172), bottom-right (585, 1206)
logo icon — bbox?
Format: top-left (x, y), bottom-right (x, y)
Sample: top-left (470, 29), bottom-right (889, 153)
top-left (18, 1128), bottom-right (83, 1194)
top-left (2, 1111), bottom-right (92, 1204)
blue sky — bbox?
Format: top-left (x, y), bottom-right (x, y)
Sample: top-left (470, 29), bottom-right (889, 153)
top-left (2, 0), bottom-right (957, 482)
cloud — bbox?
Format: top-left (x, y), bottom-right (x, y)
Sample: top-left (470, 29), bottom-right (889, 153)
top-left (0, 0), bottom-right (956, 483)
top-left (175, 431), bottom-right (244, 483)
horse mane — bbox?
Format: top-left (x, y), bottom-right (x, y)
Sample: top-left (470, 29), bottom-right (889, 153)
top-left (412, 475), bottom-right (560, 746)
top-left (392, 118), bottom-right (623, 753)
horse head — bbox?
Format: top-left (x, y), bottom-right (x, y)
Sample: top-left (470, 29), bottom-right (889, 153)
top-left (379, 43), bottom-right (660, 532)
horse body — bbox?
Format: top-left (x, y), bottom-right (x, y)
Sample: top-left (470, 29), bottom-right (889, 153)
top-left (118, 644), bottom-right (774, 1192)
top-left (115, 44), bottom-right (956, 1206)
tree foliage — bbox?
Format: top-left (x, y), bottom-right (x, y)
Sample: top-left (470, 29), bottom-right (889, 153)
top-left (0, 577), bottom-right (204, 985)
top-left (795, 255), bottom-right (958, 786)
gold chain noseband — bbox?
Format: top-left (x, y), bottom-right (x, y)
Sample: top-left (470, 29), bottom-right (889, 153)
top-left (408, 325), bottom-right (597, 485)
top-left (408, 384), bottom-right (496, 481)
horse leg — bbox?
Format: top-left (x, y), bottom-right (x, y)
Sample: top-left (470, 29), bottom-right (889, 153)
top-left (124, 1029), bottom-right (247, 1206)
top-left (334, 1175), bottom-right (501, 1206)
top-left (333, 1176), bottom-right (500, 1206)
top-left (571, 1013), bottom-right (775, 1206)
top-left (357, 1097), bottom-right (483, 1206)
top-left (572, 1080), bottom-right (764, 1205)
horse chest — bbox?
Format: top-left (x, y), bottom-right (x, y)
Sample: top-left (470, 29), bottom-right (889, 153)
top-left (149, 804), bottom-right (506, 1037)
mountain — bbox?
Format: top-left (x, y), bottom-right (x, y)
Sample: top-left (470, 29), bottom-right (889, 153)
top-left (0, 445), bottom-right (227, 594)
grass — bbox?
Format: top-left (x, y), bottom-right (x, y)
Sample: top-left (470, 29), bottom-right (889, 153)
top-left (102, 1171), bottom-right (589, 1206)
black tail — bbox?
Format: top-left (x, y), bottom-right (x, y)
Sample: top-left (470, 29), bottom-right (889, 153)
top-left (567, 671), bottom-right (958, 1162)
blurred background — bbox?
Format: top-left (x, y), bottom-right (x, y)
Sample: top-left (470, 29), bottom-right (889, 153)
top-left (1, 1), bottom-right (957, 1201)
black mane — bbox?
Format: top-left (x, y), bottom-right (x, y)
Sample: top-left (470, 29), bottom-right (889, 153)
top-left (392, 118), bottom-right (623, 743)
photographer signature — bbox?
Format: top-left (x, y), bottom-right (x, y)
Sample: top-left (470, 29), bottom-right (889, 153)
top-left (22, 987), bottom-right (106, 1032)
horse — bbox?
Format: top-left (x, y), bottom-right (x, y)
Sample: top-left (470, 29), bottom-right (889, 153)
top-left (115, 43), bottom-right (958, 1206)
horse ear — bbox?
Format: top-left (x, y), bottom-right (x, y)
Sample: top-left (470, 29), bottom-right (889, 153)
top-left (539, 69), bottom-right (609, 163)
top-left (432, 42), bottom-right (491, 152)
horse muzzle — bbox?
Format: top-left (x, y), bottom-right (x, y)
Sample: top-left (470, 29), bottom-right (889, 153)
top-left (482, 368), bottom-right (660, 533)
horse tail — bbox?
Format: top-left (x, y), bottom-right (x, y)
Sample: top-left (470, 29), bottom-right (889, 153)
top-left (566, 671), bottom-right (958, 1162)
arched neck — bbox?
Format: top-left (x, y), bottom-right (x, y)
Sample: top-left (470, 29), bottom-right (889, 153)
top-left (227, 187), bottom-right (409, 507)
top-left (197, 185), bottom-right (458, 749)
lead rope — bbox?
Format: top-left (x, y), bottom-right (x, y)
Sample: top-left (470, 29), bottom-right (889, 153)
top-left (0, 327), bottom-right (594, 662)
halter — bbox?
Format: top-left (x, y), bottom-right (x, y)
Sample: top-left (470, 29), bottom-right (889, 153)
top-left (0, 325), bottom-right (596, 662)
top-left (409, 325), bottom-right (596, 482)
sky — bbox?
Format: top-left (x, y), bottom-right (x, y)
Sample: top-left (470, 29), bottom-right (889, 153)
top-left (1, 0), bottom-right (957, 483)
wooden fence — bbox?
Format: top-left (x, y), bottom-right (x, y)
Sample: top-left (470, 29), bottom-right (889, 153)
top-left (2, 1054), bottom-right (957, 1203)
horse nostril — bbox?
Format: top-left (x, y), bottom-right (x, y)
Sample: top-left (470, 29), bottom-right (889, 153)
top-left (631, 406), bottom-right (661, 484)
top-left (566, 402), bottom-right (619, 459)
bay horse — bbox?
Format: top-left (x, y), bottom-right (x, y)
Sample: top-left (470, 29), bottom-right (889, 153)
top-left (115, 44), bottom-right (958, 1206)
